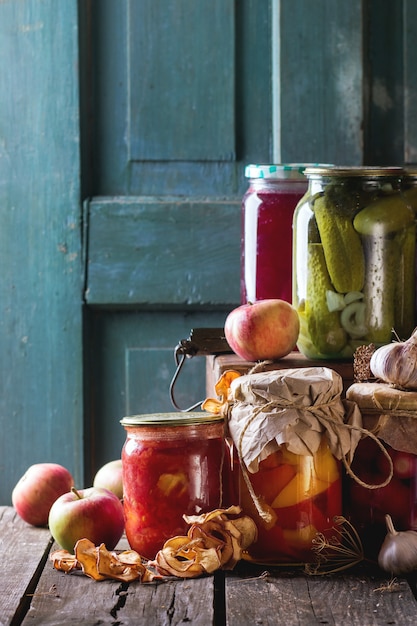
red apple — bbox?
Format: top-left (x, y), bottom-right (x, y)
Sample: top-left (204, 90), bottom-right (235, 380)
top-left (12, 463), bottom-right (74, 527)
top-left (224, 299), bottom-right (300, 361)
top-left (48, 486), bottom-right (125, 553)
top-left (93, 459), bottom-right (123, 499)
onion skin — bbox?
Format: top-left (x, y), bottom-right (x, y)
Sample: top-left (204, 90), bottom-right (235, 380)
top-left (370, 329), bottom-right (417, 389)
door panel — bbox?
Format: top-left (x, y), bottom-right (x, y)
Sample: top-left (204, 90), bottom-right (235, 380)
top-left (85, 310), bottom-right (228, 483)
top-left (84, 0), bottom-right (417, 480)
top-left (128, 0), bottom-right (235, 162)
top-left (90, 0), bottom-right (272, 196)
top-left (84, 0), bottom-right (272, 474)
top-left (85, 197), bottom-right (240, 306)
top-left (0, 0), bottom-right (83, 503)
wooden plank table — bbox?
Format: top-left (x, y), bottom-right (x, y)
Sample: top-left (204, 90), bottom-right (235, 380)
top-left (2, 506), bottom-right (417, 625)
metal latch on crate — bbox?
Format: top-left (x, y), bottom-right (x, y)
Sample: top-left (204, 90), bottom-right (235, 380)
top-left (169, 328), bottom-right (231, 412)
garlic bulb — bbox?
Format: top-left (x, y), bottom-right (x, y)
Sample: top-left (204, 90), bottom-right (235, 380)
top-left (370, 329), bottom-right (417, 389)
top-left (378, 514), bottom-right (417, 575)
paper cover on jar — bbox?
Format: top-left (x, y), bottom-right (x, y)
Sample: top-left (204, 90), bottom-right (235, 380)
top-left (347, 382), bottom-right (417, 455)
top-left (227, 366), bottom-right (362, 473)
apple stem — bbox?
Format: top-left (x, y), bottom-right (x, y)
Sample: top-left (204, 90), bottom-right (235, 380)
top-left (71, 487), bottom-right (83, 500)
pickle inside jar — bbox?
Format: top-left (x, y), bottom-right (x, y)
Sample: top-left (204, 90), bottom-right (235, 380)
top-left (298, 182), bottom-right (415, 357)
top-left (353, 195), bottom-right (415, 344)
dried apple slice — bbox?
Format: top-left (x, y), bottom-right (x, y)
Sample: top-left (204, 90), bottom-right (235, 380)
top-left (232, 515), bottom-right (258, 549)
top-left (96, 544), bottom-right (147, 582)
top-left (74, 539), bottom-right (107, 581)
top-left (154, 536), bottom-right (221, 577)
top-left (183, 505), bottom-right (242, 525)
top-left (202, 370), bottom-right (241, 414)
top-left (214, 370), bottom-right (241, 400)
top-left (50, 549), bottom-right (80, 573)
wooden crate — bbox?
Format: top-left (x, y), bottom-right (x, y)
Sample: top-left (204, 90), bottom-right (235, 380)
top-left (206, 352), bottom-right (354, 398)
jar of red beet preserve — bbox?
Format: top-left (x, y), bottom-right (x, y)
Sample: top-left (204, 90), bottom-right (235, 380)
top-left (241, 164), bottom-right (311, 304)
top-left (345, 382), bottom-right (417, 560)
top-left (120, 412), bottom-right (227, 560)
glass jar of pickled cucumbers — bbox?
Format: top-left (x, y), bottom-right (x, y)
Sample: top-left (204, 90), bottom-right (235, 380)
top-left (293, 166), bottom-right (416, 359)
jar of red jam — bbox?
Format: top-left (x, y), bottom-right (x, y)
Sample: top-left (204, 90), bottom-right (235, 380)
top-left (120, 412), bottom-right (227, 560)
top-left (241, 164), bottom-right (311, 304)
top-left (345, 382), bottom-right (417, 560)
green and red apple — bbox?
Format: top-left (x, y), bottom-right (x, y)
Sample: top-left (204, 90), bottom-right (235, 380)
top-left (12, 463), bottom-right (74, 527)
top-left (48, 486), bottom-right (125, 553)
top-left (93, 459), bottom-right (123, 499)
top-left (224, 299), bottom-right (300, 361)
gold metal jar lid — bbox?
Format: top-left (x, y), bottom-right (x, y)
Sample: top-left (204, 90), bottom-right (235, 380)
top-left (304, 166), bottom-right (405, 178)
top-left (120, 411), bottom-right (224, 427)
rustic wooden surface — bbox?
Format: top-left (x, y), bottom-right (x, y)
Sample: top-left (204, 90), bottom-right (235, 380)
top-left (0, 507), bottom-right (52, 626)
top-left (3, 506), bottom-right (417, 625)
top-left (225, 563), bottom-right (417, 626)
top-left (206, 352), bottom-right (355, 398)
top-left (24, 562), bottom-right (216, 626)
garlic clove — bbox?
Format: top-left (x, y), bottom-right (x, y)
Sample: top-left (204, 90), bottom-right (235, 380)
top-left (378, 514), bottom-right (417, 575)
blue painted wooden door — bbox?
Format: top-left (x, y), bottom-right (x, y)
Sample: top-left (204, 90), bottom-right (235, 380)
top-left (81, 0), bottom-right (275, 481)
top-left (83, 0), bottom-right (417, 480)
top-left (0, 1), bottom-right (84, 501)
top-left (2, 0), bottom-right (417, 502)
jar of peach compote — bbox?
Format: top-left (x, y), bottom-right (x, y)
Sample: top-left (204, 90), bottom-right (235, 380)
top-left (213, 367), bottom-right (362, 564)
top-left (120, 412), bottom-right (227, 560)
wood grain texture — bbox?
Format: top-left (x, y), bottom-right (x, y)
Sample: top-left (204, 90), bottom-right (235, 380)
top-left (1, 508), bottom-right (417, 626)
top-left (128, 0), bottom-right (235, 162)
top-left (0, 507), bottom-right (52, 626)
top-left (404, 0), bottom-right (417, 164)
top-left (84, 309), bottom-right (229, 482)
top-left (24, 542), bottom-right (215, 626)
top-left (91, 0), bottom-right (271, 197)
top-left (85, 197), bottom-right (241, 307)
top-left (225, 565), bottom-right (417, 626)
top-left (206, 353), bottom-right (355, 398)
top-left (0, 0), bottom-right (84, 504)
top-left (279, 0), bottom-right (365, 165)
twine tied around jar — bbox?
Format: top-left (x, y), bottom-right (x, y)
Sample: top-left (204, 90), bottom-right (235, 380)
top-left (346, 381), bottom-right (417, 455)
top-left (203, 366), bottom-right (394, 526)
